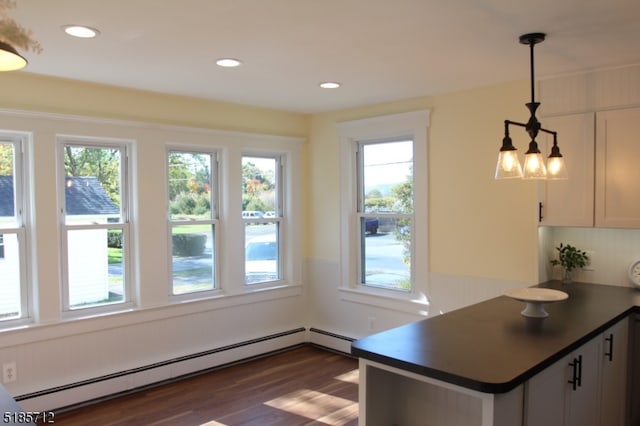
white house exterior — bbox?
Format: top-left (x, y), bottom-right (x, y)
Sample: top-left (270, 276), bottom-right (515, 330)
top-left (0, 175), bottom-right (119, 312)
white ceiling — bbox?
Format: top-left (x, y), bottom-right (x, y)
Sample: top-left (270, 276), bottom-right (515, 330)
top-left (9, 0), bottom-right (640, 113)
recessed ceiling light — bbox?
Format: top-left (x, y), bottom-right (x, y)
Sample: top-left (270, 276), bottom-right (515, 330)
top-left (216, 58), bottom-right (242, 68)
top-left (62, 25), bottom-right (100, 38)
top-left (319, 82), bottom-right (341, 89)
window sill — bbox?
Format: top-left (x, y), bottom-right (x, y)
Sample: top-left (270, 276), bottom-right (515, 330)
top-left (0, 284), bottom-right (302, 348)
top-left (338, 286), bottom-right (430, 316)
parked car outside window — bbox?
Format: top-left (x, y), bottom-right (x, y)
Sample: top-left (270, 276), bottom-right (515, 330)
top-left (245, 234), bottom-right (278, 284)
top-left (365, 218), bottom-right (378, 235)
top-left (242, 211), bottom-right (264, 219)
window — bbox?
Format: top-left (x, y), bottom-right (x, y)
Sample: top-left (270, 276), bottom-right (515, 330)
top-left (338, 111), bottom-right (430, 308)
top-left (167, 149), bottom-right (218, 297)
top-left (358, 140), bottom-right (413, 290)
top-left (242, 155), bottom-right (282, 285)
top-left (59, 139), bottom-right (132, 312)
top-left (0, 135), bottom-right (30, 323)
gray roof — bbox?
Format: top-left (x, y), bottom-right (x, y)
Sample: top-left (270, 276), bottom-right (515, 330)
top-left (0, 175), bottom-right (119, 217)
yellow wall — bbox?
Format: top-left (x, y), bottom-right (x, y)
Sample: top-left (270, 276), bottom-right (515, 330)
top-left (0, 72), bottom-right (309, 137)
top-left (2, 72), bottom-right (541, 285)
top-left (307, 81), bottom-right (540, 284)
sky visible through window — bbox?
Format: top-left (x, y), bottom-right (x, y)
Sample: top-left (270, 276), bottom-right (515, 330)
top-left (363, 140), bottom-right (412, 190)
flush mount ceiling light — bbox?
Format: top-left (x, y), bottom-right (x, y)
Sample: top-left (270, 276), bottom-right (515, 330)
top-left (0, 41), bottom-right (27, 71)
top-left (495, 33), bottom-right (567, 180)
top-left (62, 25), bottom-right (100, 38)
top-left (319, 81), bottom-right (341, 89)
top-left (0, 1), bottom-right (42, 71)
top-left (216, 58), bottom-right (242, 67)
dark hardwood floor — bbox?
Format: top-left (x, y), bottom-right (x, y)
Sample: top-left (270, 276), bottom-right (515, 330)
top-left (51, 345), bottom-right (359, 426)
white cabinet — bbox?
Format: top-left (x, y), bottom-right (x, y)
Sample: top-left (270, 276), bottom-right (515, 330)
top-left (539, 107), bottom-right (640, 228)
top-left (599, 318), bottom-right (629, 426)
top-left (525, 318), bottom-right (629, 426)
top-left (595, 108), bottom-right (640, 228)
top-left (538, 112), bottom-right (595, 227)
top-left (525, 335), bottom-right (600, 426)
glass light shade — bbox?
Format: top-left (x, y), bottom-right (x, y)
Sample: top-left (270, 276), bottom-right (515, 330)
top-left (0, 42), bottom-right (26, 71)
top-left (547, 156), bottom-right (568, 180)
top-left (495, 150), bottom-right (523, 179)
top-left (523, 152), bottom-right (547, 179)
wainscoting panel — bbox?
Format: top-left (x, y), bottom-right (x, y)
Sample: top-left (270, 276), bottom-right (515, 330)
top-left (18, 328), bottom-right (306, 412)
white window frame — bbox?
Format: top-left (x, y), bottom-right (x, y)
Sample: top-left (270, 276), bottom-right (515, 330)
top-left (337, 111), bottom-right (430, 313)
top-left (167, 146), bottom-right (220, 301)
top-left (0, 132), bottom-right (32, 326)
top-left (58, 136), bottom-right (134, 316)
top-left (241, 153), bottom-right (285, 289)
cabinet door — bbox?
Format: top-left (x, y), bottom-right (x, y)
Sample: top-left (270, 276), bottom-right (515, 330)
top-left (525, 336), bottom-right (601, 426)
top-left (565, 336), bottom-right (601, 426)
top-left (525, 354), bottom-right (566, 426)
top-left (595, 107), bottom-right (640, 228)
top-left (599, 318), bottom-right (629, 426)
top-left (538, 113), bottom-right (595, 227)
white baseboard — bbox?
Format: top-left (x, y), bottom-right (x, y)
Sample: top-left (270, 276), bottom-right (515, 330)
top-left (18, 328), bottom-right (306, 412)
top-left (307, 328), bottom-right (355, 355)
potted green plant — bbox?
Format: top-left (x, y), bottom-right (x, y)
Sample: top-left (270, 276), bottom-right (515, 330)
top-left (550, 243), bottom-right (589, 283)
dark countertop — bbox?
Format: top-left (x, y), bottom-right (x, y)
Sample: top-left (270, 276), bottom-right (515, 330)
top-left (351, 281), bottom-right (640, 394)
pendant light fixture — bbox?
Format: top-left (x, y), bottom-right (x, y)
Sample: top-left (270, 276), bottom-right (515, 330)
top-left (495, 33), bottom-right (567, 180)
top-left (0, 1), bottom-right (43, 72)
top-left (0, 40), bottom-right (27, 71)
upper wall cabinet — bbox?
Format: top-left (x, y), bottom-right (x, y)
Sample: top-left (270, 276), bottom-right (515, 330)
top-left (539, 107), bottom-right (640, 228)
top-left (538, 65), bottom-right (640, 229)
top-left (595, 107), bottom-right (640, 228)
top-left (538, 112), bottom-right (595, 227)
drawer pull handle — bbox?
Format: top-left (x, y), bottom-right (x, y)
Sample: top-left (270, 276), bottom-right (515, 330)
top-left (568, 355), bottom-right (582, 391)
top-left (605, 334), bottom-right (614, 362)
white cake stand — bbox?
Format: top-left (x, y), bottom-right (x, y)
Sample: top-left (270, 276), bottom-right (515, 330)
top-left (503, 288), bottom-right (569, 318)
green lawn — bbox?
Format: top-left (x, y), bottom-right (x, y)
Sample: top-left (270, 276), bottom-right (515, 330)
top-left (108, 247), bottom-right (122, 264)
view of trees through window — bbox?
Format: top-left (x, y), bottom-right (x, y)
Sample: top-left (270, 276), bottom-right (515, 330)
top-left (360, 140), bottom-right (413, 290)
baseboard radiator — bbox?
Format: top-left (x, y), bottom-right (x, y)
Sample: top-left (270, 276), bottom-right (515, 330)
top-left (307, 328), bottom-right (356, 354)
top-left (17, 327), bottom-right (307, 413)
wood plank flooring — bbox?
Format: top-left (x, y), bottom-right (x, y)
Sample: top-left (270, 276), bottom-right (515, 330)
top-left (52, 345), bottom-right (359, 426)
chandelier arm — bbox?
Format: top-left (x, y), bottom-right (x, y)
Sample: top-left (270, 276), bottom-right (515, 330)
top-left (505, 119), bottom-right (527, 130)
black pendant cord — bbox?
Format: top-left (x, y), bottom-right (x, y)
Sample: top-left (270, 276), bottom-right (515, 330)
top-left (529, 40), bottom-right (536, 104)
top-left (508, 33), bottom-right (556, 141)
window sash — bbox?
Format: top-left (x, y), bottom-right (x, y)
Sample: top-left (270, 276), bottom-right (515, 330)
top-left (242, 155), bottom-right (283, 286)
top-left (167, 149), bottom-right (219, 298)
top-left (0, 228), bottom-right (27, 320)
top-left (59, 140), bottom-right (131, 312)
top-left (0, 135), bottom-right (30, 324)
top-left (167, 150), bottom-right (218, 221)
top-left (356, 140), bottom-right (415, 292)
top-left (169, 222), bottom-right (217, 296)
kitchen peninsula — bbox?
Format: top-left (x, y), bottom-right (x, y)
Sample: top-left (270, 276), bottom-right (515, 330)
top-left (352, 281), bottom-right (640, 426)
